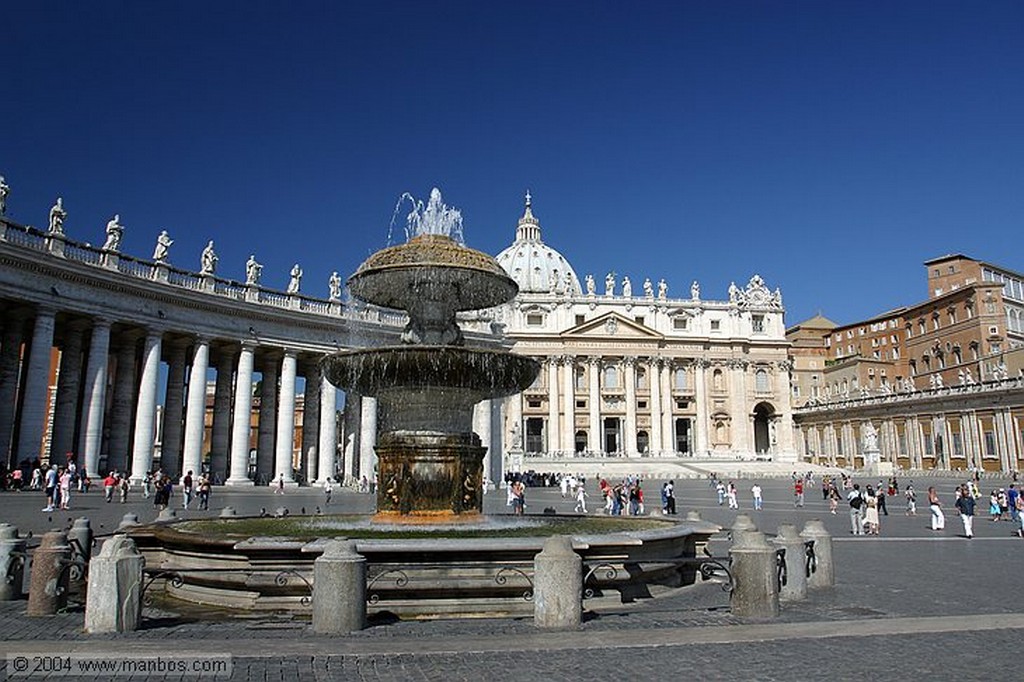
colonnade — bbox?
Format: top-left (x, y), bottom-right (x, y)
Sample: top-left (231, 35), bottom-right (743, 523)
top-left (0, 304), bottom-right (350, 485)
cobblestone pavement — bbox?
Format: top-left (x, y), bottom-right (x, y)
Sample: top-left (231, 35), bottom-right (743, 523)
top-left (1, 473), bottom-right (1022, 680)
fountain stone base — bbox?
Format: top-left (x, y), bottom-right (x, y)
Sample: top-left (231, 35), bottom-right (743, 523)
top-left (373, 431), bottom-right (485, 523)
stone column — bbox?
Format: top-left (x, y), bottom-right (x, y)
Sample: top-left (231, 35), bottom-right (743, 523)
top-left (130, 329), bottom-right (162, 484)
top-left (729, 361), bottom-right (750, 454)
top-left (256, 353), bottom-right (279, 483)
top-left (624, 357), bottom-right (638, 455)
top-left (546, 358), bottom-right (559, 453)
top-left (342, 392), bottom-right (361, 484)
top-left (275, 350), bottom-right (298, 484)
top-left (79, 319), bottom-right (111, 478)
top-left (181, 337), bottom-right (210, 480)
top-left (800, 519), bottom-right (834, 589)
top-left (358, 396), bottom-right (377, 487)
top-left (728, 529), bottom-right (780, 618)
top-left (226, 342), bottom-right (255, 486)
top-left (588, 358), bottom-right (601, 452)
top-left (317, 377), bottom-right (337, 484)
top-left (209, 351), bottom-right (235, 482)
top-left (694, 360), bottom-right (709, 455)
top-left (0, 313), bottom-right (27, 467)
top-left (561, 357), bottom-right (575, 452)
top-left (26, 530), bottom-right (70, 616)
top-left (772, 524), bottom-right (808, 602)
top-left (50, 320), bottom-right (87, 463)
top-left (649, 358), bottom-right (662, 456)
top-left (16, 306), bottom-right (56, 465)
top-left (107, 334), bottom-right (139, 474)
top-left (161, 340), bottom-right (188, 478)
top-left (312, 539), bottom-right (366, 633)
top-left (489, 399), bottom-right (503, 484)
top-left (302, 366), bottom-right (321, 483)
top-left (533, 535), bottom-right (582, 629)
top-left (0, 523), bottom-right (26, 601)
top-left (84, 535), bottom-right (143, 634)
top-left (474, 400), bottom-right (492, 476)
top-left (660, 360), bottom-right (673, 453)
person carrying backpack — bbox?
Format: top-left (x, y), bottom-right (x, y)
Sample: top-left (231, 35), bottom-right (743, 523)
top-left (848, 483), bottom-right (865, 535)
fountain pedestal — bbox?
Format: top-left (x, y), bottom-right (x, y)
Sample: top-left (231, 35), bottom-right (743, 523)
top-left (373, 432), bottom-right (485, 523)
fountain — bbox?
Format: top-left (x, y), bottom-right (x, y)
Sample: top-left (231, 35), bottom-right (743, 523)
top-left (127, 190), bottom-right (721, 618)
top-left (322, 188), bottom-right (540, 522)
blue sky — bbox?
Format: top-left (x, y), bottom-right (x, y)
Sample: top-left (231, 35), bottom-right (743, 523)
top-left (2, 1), bottom-right (1023, 327)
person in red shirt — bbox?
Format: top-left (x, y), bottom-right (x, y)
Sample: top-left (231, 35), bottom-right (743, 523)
top-left (794, 478), bottom-right (805, 507)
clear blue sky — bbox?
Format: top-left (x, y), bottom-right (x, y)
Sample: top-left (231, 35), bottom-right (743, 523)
top-left (3, 1), bottom-right (1023, 327)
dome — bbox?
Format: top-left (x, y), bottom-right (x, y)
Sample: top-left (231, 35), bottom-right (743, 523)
top-left (495, 192), bottom-right (582, 296)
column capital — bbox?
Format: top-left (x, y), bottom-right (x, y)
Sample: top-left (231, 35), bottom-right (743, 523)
top-left (34, 304), bottom-right (58, 318)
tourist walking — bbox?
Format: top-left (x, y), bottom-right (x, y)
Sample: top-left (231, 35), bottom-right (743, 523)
top-left (182, 470), bottom-right (194, 509)
top-left (955, 484), bottom-right (975, 538)
top-left (727, 481), bottom-right (738, 509)
top-left (876, 482), bottom-right (889, 516)
top-left (574, 484), bottom-right (588, 513)
top-left (58, 467), bottom-right (72, 510)
top-left (989, 490), bottom-right (1001, 521)
top-left (751, 483), bottom-right (763, 511)
top-left (848, 484), bottom-right (865, 535)
top-left (905, 484), bottom-right (917, 515)
top-left (197, 474), bottom-right (211, 510)
top-left (793, 477), bottom-right (805, 507)
top-left (864, 486), bottom-right (880, 535)
top-left (928, 486), bottom-right (945, 531)
top-left (664, 480), bottom-right (677, 515)
top-left (828, 486), bottom-right (840, 515)
top-left (275, 473), bottom-right (285, 494)
top-left (324, 477), bottom-right (333, 505)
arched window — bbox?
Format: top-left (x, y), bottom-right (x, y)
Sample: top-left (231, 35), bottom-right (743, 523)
top-left (713, 369), bottom-right (724, 391)
top-left (635, 366), bottom-right (648, 390)
top-left (575, 365), bottom-right (586, 391)
top-left (604, 365), bottom-right (619, 389)
top-left (755, 369), bottom-right (769, 393)
top-left (674, 368), bottom-right (687, 390)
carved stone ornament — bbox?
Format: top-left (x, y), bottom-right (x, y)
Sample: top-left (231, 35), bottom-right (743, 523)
top-left (739, 274), bottom-right (783, 310)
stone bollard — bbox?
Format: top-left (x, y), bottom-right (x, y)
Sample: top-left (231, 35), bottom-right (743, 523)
top-left (312, 539), bottom-right (366, 634)
top-left (0, 524), bottom-right (27, 601)
top-left (117, 513), bottom-right (140, 531)
top-left (156, 508), bottom-right (177, 523)
top-left (728, 529), bottom-right (779, 618)
top-left (800, 519), bottom-right (834, 589)
top-left (685, 510), bottom-right (703, 522)
top-left (731, 514), bottom-right (757, 534)
top-left (533, 535), bottom-right (582, 629)
top-left (84, 535), bottom-right (144, 633)
top-left (219, 507), bottom-right (237, 518)
top-left (772, 524), bottom-right (807, 602)
top-left (26, 530), bottom-right (72, 616)
top-left (67, 518), bottom-right (94, 584)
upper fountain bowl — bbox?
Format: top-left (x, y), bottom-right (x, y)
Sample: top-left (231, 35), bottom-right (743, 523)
top-left (348, 234), bottom-right (518, 314)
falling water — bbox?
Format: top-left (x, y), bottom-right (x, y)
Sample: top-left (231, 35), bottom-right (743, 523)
top-left (387, 188), bottom-right (465, 245)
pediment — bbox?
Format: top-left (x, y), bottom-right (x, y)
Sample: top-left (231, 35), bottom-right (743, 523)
top-left (561, 312), bottom-right (664, 340)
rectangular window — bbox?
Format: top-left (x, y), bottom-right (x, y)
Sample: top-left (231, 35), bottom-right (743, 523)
top-left (526, 313), bottom-right (544, 326)
top-left (634, 316), bottom-right (645, 325)
top-left (952, 432), bottom-right (963, 456)
top-left (575, 315), bottom-right (585, 326)
top-left (752, 314), bottom-right (764, 333)
top-left (637, 400), bottom-right (647, 409)
top-left (984, 432), bottom-right (997, 457)
top-left (710, 320), bottom-right (721, 331)
top-left (527, 400), bottom-right (542, 409)
top-left (576, 399), bottom-right (586, 409)
top-left (673, 317), bottom-right (688, 330)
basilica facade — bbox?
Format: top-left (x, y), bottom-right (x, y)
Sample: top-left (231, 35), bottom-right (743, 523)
top-left (493, 196), bottom-right (796, 465)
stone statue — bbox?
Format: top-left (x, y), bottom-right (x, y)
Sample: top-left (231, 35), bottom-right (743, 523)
top-left (102, 215), bottom-right (123, 251)
top-left (691, 280), bottom-right (700, 300)
top-left (643, 278), bottom-right (654, 298)
top-left (0, 176), bottom-right (9, 215)
top-left (862, 422), bottom-right (878, 452)
top-left (510, 422), bottom-right (522, 449)
top-left (152, 230), bottom-right (173, 262)
top-left (564, 270), bottom-right (573, 294)
top-left (728, 281), bottom-right (739, 303)
top-left (328, 271), bottom-right (342, 300)
top-left (200, 240), bottom-right (218, 275)
top-left (245, 254), bottom-right (263, 286)
top-left (622, 276), bottom-right (632, 298)
top-left (48, 197), bottom-right (66, 235)
top-left (964, 368), bottom-right (975, 384)
top-left (657, 279), bottom-right (667, 300)
top-left (605, 272), bottom-right (615, 296)
top-left (585, 274), bottom-right (595, 295)
top-left (287, 263), bottom-right (303, 294)
top-left (548, 270), bottom-right (559, 294)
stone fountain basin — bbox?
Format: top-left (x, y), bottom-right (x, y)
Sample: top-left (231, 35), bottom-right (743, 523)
top-left (127, 516), bottom-right (721, 619)
top-left (321, 346), bottom-right (539, 432)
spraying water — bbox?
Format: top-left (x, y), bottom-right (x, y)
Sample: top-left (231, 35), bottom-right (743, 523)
top-left (387, 188), bottom-right (465, 245)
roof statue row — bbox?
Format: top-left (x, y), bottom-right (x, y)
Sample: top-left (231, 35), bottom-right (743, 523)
top-left (0, 179), bottom-right (344, 300)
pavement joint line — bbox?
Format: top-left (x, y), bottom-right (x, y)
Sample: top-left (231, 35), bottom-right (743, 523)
top-left (2, 613), bottom-right (1024, 658)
